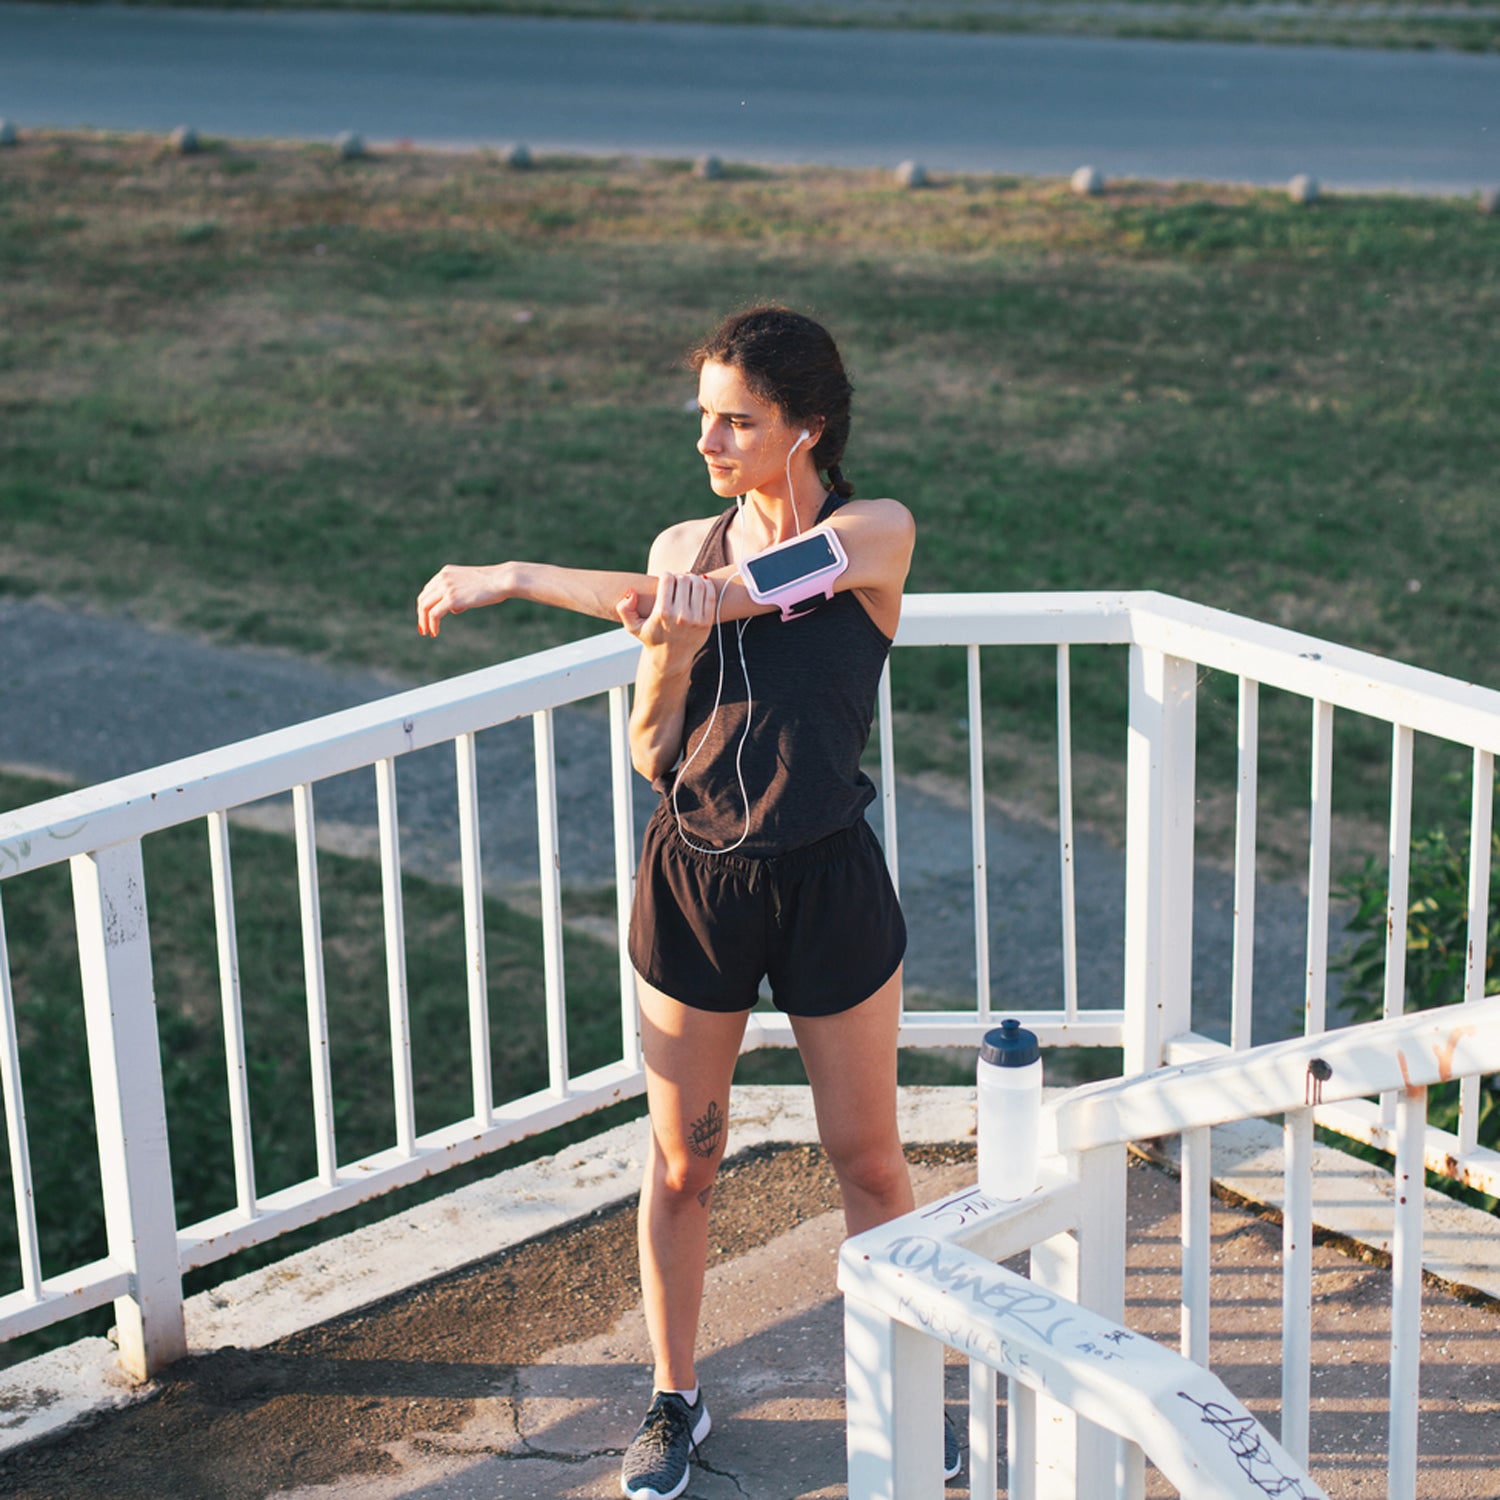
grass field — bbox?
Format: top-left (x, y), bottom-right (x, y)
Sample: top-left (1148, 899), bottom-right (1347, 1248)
top-left (24, 0), bottom-right (1500, 52)
top-left (3, 129), bottom-right (1497, 858)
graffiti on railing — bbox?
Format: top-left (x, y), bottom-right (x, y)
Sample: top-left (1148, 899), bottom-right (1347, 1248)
top-left (918, 1187), bottom-right (1003, 1233)
top-left (885, 1234), bottom-right (1135, 1365)
top-left (0, 821), bottom-right (90, 877)
top-left (1176, 1391), bottom-right (1316, 1498)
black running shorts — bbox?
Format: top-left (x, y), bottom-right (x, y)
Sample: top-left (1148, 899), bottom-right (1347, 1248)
top-left (628, 804), bottom-right (907, 1017)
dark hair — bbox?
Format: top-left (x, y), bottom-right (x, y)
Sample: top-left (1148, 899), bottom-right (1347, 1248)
top-left (689, 305), bottom-right (856, 499)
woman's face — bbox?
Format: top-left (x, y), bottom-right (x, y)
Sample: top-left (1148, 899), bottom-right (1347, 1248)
top-left (695, 359), bottom-right (813, 500)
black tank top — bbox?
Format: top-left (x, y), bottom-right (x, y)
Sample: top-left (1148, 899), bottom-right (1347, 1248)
top-left (660, 494), bottom-right (893, 857)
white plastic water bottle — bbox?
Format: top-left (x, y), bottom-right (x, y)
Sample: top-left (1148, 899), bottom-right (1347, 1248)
top-left (977, 1018), bottom-right (1042, 1200)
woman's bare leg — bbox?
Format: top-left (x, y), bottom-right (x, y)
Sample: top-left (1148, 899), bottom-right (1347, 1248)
top-left (636, 977), bottom-right (748, 1393)
top-left (791, 966), bottom-right (914, 1235)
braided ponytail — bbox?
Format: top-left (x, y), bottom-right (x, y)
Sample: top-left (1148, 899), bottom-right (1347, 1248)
top-left (825, 463), bottom-right (855, 500)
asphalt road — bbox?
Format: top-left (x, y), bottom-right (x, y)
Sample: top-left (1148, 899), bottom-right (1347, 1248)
top-left (3, 4), bottom-right (1497, 191)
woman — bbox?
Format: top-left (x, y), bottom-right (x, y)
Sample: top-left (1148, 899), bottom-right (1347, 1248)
top-left (418, 306), bottom-right (948, 1500)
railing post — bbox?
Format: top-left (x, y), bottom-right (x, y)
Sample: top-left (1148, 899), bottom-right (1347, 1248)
top-left (844, 1293), bottom-right (944, 1500)
top-left (1056, 1140), bottom-right (1128, 1494)
top-left (71, 841), bottom-right (186, 1381)
top-left (1123, 647), bottom-right (1198, 1074)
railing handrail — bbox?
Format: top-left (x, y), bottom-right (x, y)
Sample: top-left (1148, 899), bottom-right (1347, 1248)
top-left (9, 589), bottom-right (1500, 882)
top-left (1049, 995), bottom-right (1500, 1154)
top-left (840, 983), bottom-right (1500, 1499)
top-left (841, 1222), bottom-right (1328, 1500)
top-left (0, 629), bottom-right (641, 880)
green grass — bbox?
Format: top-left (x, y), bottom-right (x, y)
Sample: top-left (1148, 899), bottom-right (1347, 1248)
top-left (21, 0), bottom-right (1500, 53)
top-left (4, 132), bottom-right (1497, 866)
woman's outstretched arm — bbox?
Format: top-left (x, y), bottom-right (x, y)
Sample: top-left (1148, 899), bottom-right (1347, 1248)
top-left (416, 498), bottom-right (914, 641)
top-left (416, 559), bottom-right (658, 638)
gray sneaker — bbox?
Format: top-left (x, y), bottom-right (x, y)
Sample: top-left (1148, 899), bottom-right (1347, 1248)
top-left (620, 1389), bottom-right (712, 1500)
top-left (944, 1411), bottom-right (962, 1481)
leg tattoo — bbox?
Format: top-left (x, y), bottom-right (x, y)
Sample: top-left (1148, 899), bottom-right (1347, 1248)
top-left (688, 1099), bottom-right (724, 1160)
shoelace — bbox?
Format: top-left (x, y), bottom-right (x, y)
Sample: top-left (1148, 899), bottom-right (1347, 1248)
top-left (634, 1396), bottom-right (698, 1462)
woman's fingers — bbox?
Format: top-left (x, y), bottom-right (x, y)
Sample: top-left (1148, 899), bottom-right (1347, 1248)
top-left (658, 572), bottom-right (716, 626)
top-left (416, 573), bottom-right (457, 637)
top-left (633, 574), bottom-right (716, 650)
top-left (416, 565), bottom-right (490, 638)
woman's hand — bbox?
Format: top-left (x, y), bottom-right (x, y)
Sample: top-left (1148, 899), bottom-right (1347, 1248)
top-left (620, 573), bottom-right (718, 780)
top-left (416, 563), bottom-right (509, 638)
top-left (617, 572), bottom-right (717, 658)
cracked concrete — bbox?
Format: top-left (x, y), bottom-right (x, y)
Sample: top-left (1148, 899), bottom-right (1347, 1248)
top-left (266, 1157), bottom-right (976, 1499)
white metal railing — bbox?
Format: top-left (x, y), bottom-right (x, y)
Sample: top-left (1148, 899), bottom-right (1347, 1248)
top-left (840, 997), bottom-right (1500, 1499)
top-left (0, 590), bottom-right (1497, 1396)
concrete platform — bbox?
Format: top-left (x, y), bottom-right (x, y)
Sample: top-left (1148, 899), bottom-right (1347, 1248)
top-left (1, 1086), bottom-right (1498, 1499)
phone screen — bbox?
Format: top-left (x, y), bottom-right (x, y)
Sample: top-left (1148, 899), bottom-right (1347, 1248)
top-left (743, 533), bottom-right (839, 592)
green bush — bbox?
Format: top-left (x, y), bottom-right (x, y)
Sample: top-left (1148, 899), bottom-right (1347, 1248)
top-left (1336, 828), bottom-right (1500, 1156)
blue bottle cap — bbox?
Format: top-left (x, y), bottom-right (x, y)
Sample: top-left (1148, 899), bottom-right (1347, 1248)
top-left (980, 1017), bottom-right (1040, 1068)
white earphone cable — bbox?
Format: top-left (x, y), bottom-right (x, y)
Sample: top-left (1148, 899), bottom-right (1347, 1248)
top-left (670, 429), bottom-right (810, 855)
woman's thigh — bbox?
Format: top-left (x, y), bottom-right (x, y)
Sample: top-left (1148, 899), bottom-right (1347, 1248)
top-left (637, 975), bottom-right (749, 1187)
top-left (790, 966), bottom-right (904, 1169)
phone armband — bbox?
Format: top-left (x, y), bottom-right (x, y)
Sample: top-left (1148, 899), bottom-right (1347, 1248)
top-left (739, 524), bottom-right (850, 621)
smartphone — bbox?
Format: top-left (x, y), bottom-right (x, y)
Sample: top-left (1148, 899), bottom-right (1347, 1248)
top-left (740, 525), bottom-right (850, 621)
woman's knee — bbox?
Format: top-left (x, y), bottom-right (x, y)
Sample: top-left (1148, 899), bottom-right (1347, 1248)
top-left (650, 1128), bottom-right (724, 1201)
top-left (824, 1136), bottom-right (908, 1205)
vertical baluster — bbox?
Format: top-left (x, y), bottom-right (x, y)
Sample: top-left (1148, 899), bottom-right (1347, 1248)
top-left (206, 812), bottom-right (256, 1218)
top-left (455, 733), bottom-right (493, 1125)
top-left (843, 1295), bottom-right (944, 1499)
top-left (71, 841), bottom-right (186, 1379)
top-left (293, 784), bottom-right (337, 1186)
top-left (1304, 700), bottom-right (1335, 1037)
top-left (534, 710), bottom-right (569, 1095)
top-left (0, 890), bottom-right (43, 1296)
top-left (1381, 726), bottom-right (1415, 1136)
top-left (610, 685), bottom-right (641, 1072)
top-left (877, 658), bottom-right (900, 896)
top-left (1114, 1435), bottom-right (1145, 1500)
top-left (1122, 648), bottom-right (1197, 1073)
top-left (1460, 750), bottom-right (1492, 1157)
top-left (969, 1361), bottom-right (999, 1500)
top-left (1056, 645), bottom-right (1079, 1025)
top-left (1180, 1125), bottom-right (1211, 1366)
top-left (1280, 1108), bottom-right (1314, 1465)
top-left (968, 645), bottom-right (992, 1019)
top-left (1007, 1376), bottom-right (1037, 1500)
top-left (376, 758), bottom-right (416, 1156)
top-left (1231, 679), bottom-right (1259, 1051)
top-left (1387, 1085), bottom-right (1425, 1499)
